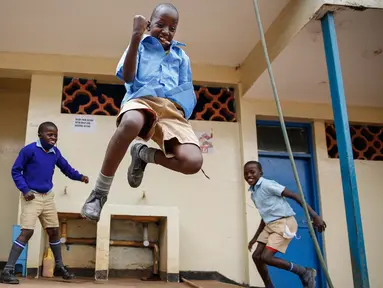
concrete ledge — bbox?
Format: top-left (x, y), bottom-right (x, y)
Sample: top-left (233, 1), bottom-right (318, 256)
top-left (56, 203), bottom-right (180, 282)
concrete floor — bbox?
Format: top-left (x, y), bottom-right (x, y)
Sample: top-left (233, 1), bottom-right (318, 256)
top-left (11, 278), bottom-right (242, 288)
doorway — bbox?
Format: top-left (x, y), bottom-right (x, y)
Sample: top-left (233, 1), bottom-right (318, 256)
top-left (256, 120), bottom-right (324, 288)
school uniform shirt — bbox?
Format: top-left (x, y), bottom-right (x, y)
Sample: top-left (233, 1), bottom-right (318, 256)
top-left (116, 34), bottom-right (196, 119)
top-left (11, 139), bottom-right (83, 194)
top-left (249, 177), bottom-right (295, 224)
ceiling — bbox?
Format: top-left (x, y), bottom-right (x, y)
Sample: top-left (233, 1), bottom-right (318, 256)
top-left (0, 0), bottom-right (289, 67)
top-left (246, 8), bottom-right (383, 107)
top-left (2, 1), bottom-right (381, 107)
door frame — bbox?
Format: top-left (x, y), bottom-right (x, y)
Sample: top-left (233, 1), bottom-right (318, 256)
top-left (256, 120), bottom-right (326, 288)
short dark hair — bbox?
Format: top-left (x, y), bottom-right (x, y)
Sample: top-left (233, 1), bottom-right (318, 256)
top-left (244, 160), bottom-right (263, 172)
top-left (38, 121), bottom-right (58, 134)
top-left (151, 3), bottom-right (179, 20)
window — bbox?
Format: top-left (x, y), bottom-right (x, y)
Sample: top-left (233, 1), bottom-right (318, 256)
top-left (61, 77), bottom-right (236, 122)
top-left (257, 125), bottom-right (309, 153)
top-left (326, 123), bottom-right (383, 161)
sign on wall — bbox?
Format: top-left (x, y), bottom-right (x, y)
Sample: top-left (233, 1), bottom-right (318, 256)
top-left (73, 115), bottom-right (96, 132)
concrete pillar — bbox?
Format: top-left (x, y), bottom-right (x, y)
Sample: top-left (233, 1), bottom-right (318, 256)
top-left (95, 212), bottom-right (110, 281)
top-left (22, 74), bottom-right (64, 276)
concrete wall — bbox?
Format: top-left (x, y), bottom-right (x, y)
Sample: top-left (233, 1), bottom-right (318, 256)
top-left (61, 219), bottom-right (96, 269)
top-left (24, 74), bottom-right (247, 284)
top-left (4, 72), bottom-right (382, 287)
top-left (239, 97), bottom-right (383, 288)
top-left (109, 220), bottom-right (158, 270)
top-left (60, 219), bottom-right (158, 270)
top-left (0, 79), bottom-right (29, 260)
top-left (314, 121), bottom-right (383, 288)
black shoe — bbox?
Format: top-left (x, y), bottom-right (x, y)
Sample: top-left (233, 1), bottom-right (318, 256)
top-left (127, 143), bottom-right (148, 188)
top-left (54, 265), bottom-right (75, 280)
top-left (300, 268), bottom-right (316, 288)
top-left (0, 269), bottom-right (19, 284)
top-left (81, 189), bottom-right (107, 222)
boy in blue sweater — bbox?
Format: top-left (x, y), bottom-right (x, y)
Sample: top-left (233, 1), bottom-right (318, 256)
top-left (81, 3), bottom-right (202, 222)
top-left (0, 122), bottom-right (89, 284)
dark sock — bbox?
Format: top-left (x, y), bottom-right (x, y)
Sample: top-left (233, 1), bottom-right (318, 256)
top-left (4, 240), bottom-right (26, 271)
top-left (290, 262), bottom-right (307, 276)
top-left (49, 240), bottom-right (63, 267)
top-left (138, 146), bottom-right (158, 163)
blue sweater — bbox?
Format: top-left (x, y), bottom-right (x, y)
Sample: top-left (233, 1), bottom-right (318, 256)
top-left (11, 141), bottom-right (83, 194)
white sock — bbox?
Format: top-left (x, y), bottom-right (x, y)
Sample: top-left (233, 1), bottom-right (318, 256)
top-left (94, 172), bottom-right (113, 195)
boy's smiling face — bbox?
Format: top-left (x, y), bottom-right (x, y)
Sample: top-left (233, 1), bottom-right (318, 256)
top-left (40, 125), bottom-right (58, 146)
top-left (244, 163), bottom-right (262, 186)
top-left (149, 6), bottom-right (179, 50)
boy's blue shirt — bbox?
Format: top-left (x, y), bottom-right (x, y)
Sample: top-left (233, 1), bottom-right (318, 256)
top-left (11, 139), bottom-right (83, 194)
top-left (116, 35), bottom-right (196, 119)
top-left (249, 177), bottom-right (296, 224)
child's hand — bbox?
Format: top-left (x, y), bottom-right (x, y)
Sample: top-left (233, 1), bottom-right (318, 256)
top-left (82, 176), bottom-right (89, 184)
top-left (24, 191), bottom-right (35, 202)
top-left (133, 15), bottom-right (148, 36)
top-left (312, 215), bottom-right (327, 233)
top-left (248, 239), bottom-right (256, 252)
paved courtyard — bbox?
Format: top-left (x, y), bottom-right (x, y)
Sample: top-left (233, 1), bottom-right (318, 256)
top-left (9, 278), bottom-right (242, 288)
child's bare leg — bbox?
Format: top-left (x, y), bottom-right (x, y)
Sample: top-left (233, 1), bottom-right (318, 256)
top-left (252, 243), bottom-right (274, 288)
top-left (127, 139), bottom-right (202, 188)
top-left (81, 110), bottom-right (146, 221)
top-left (261, 248), bottom-right (317, 288)
top-left (101, 110), bottom-right (146, 176)
top-left (155, 138), bottom-right (203, 174)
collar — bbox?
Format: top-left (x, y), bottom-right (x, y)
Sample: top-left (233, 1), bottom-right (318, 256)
top-left (36, 139), bottom-right (56, 154)
top-left (248, 177), bottom-right (264, 192)
top-left (141, 34), bottom-right (186, 47)
top-left (256, 177), bottom-right (264, 186)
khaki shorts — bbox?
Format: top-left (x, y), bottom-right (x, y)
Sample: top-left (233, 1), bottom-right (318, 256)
top-left (257, 216), bottom-right (298, 254)
top-left (20, 192), bottom-right (59, 230)
top-left (117, 96), bottom-right (199, 157)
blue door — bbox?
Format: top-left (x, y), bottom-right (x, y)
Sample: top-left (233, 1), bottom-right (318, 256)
top-left (256, 122), bottom-right (324, 288)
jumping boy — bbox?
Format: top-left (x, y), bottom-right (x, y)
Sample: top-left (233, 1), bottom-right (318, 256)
top-left (81, 3), bottom-right (202, 222)
top-left (244, 161), bottom-right (326, 288)
top-left (0, 122), bottom-right (89, 284)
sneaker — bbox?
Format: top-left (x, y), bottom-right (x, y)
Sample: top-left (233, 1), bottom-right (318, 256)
top-left (81, 190), bottom-right (107, 222)
top-left (54, 265), bottom-right (75, 280)
top-left (300, 268), bottom-right (316, 288)
top-left (127, 143), bottom-right (148, 188)
top-left (0, 269), bottom-right (19, 284)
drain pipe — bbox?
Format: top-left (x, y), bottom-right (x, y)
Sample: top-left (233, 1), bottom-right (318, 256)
top-left (60, 220), bottom-right (67, 244)
top-left (143, 223), bottom-right (149, 247)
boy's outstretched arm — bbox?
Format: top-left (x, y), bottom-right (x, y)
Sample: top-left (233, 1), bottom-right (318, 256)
top-left (248, 219), bottom-right (265, 251)
top-left (121, 16), bottom-right (147, 83)
top-left (282, 189), bottom-right (327, 232)
top-left (56, 151), bottom-right (88, 183)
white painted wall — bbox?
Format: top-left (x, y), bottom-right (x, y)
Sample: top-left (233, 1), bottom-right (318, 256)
top-left (239, 98), bottom-right (383, 288)
top-left (0, 82), bottom-right (29, 260)
top-left (6, 73), bottom-right (382, 287)
top-left (23, 74), bottom-right (247, 284)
